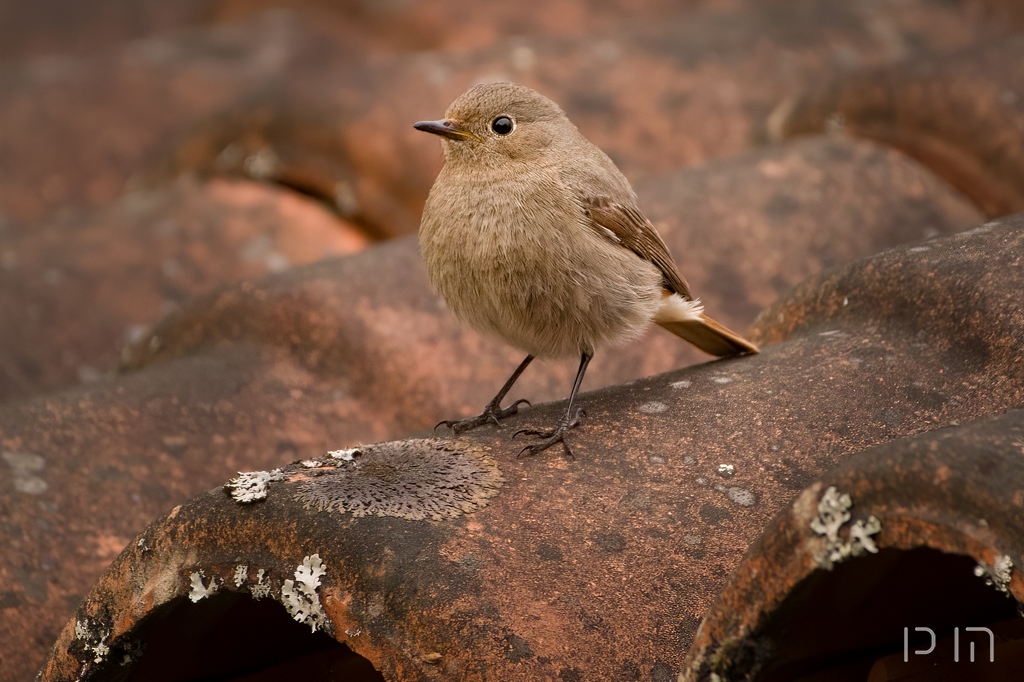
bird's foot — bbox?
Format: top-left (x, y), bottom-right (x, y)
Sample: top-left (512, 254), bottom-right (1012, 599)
top-left (434, 398), bottom-right (531, 436)
top-left (513, 408), bottom-right (585, 460)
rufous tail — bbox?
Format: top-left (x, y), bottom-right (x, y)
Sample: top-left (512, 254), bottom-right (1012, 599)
top-left (653, 292), bottom-right (758, 357)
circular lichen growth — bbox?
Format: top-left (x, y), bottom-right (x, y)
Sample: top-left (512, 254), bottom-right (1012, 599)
top-left (296, 439), bottom-right (503, 520)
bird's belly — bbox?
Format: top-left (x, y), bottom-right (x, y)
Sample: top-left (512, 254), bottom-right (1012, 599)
top-left (430, 228), bottom-right (663, 358)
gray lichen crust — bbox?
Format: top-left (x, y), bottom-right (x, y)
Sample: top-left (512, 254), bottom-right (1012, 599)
top-left (297, 439), bottom-right (504, 521)
top-left (810, 485), bottom-right (881, 569)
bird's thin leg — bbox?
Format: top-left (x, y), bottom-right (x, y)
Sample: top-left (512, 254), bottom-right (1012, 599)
top-left (514, 353), bottom-right (592, 460)
top-left (435, 355), bottom-right (535, 435)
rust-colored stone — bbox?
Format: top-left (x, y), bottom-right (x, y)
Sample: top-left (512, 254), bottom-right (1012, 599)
top-left (772, 36), bottom-right (1024, 218)
top-left (963, 0), bottom-right (1024, 27)
top-left (0, 4), bottom-right (1017, 678)
top-left (206, 0), bottom-right (700, 53)
top-left (0, 178), bottom-right (367, 405)
top-left (4, 134), bottom-right (976, 406)
top-left (0, 134), bottom-right (982, 679)
top-left (0, 0), bottom-right (208, 62)
top-left (153, 0), bottom-right (997, 238)
top-left (5, 0), bottom-right (1019, 68)
top-left (119, 135), bottom-right (981, 415)
top-left (0, 0), bottom-right (997, 231)
top-left (0, 0), bottom-right (697, 63)
top-left (0, 11), bottom-right (370, 228)
top-left (681, 408), bottom-right (1024, 681)
top-left (35, 218), bottom-right (1024, 680)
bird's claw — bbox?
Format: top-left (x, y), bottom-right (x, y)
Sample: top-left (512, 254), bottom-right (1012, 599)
top-left (434, 398), bottom-right (532, 436)
top-left (512, 408), bottom-right (585, 460)
top-left (432, 419), bottom-right (457, 437)
top-left (518, 437), bottom-right (575, 461)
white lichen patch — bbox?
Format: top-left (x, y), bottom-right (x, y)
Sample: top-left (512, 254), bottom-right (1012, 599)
top-left (710, 376), bottom-right (733, 384)
top-left (233, 564), bottom-right (248, 588)
top-left (75, 618), bottom-right (111, 664)
top-left (188, 570), bottom-right (219, 602)
top-left (224, 468), bottom-right (285, 503)
top-left (809, 486), bottom-right (881, 569)
top-left (974, 555), bottom-right (1014, 595)
top-left (810, 486), bottom-right (851, 539)
top-left (637, 401), bottom-right (668, 414)
top-left (328, 447), bottom-right (362, 462)
top-left (90, 642), bottom-right (110, 663)
top-left (74, 619), bottom-right (90, 639)
top-left (670, 380), bottom-right (692, 389)
top-left (251, 568), bottom-right (272, 600)
top-left (281, 554), bottom-right (329, 633)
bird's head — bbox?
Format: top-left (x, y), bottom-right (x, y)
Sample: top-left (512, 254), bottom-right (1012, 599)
top-left (414, 82), bottom-right (569, 167)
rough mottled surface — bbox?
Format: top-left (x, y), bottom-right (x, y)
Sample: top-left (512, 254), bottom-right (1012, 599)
top-left (0, 11), bottom-right (368, 228)
top-left (774, 36), bottom-right (1024, 217)
top-left (681, 408), bottom-right (1024, 681)
top-left (0, 134), bottom-right (984, 680)
top-left (2, 1), bottom-right (1022, 679)
top-left (153, 0), bottom-right (995, 236)
top-left (119, 135), bottom-right (981, 415)
top-left (0, 0), bottom-right (994, 231)
top-left (0, 0), bottom-right (994, 407)
top-left (39, 219), bottom-right (1024, 680)
top-left (0, 0), bottom-right (714, 63)
top-left (0, 179), bottom-right (366, 404)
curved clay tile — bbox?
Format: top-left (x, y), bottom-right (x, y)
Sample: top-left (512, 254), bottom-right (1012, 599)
top-left (38, 218), bottom-right (1024, 680)
top-left (1, 132), bottom-right (981, 682)
top-left (0, 0), bottom-right (992, 405)
top-left (772, 36), bottom-right (1024, 218)
top-left (682, 407), bottom-right (1024, 681)
top-left (116, 135), bottom-right (981, 410)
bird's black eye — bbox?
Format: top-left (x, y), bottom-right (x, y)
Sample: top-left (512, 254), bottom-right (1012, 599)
top-left (491, 115), bottom-right (514, 135)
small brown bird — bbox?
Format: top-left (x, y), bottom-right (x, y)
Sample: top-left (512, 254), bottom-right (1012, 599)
top-left (415, 82), bottom-right (757, 458)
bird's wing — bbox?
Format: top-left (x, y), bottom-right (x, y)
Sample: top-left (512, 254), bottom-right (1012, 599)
top-left (581, 196), bottom-right (692, 299)
top-left (564, 162), bottom-right (757, 357)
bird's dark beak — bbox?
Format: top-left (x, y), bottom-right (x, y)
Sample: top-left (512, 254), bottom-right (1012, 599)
top-left (413, 119), bottom-right (480, 142)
